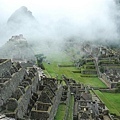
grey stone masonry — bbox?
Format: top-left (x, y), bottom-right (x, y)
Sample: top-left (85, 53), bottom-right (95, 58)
top-left (0, 59), bottom-right (12, 78)
top-left (0, 68), bottom-right (25, 106)
top-left (0, 59), bottom-right (39, 119)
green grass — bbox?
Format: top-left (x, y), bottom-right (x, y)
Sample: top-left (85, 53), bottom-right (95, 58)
top-left (80, 74), bottom-right (98, 77)
top-left (43, 70), bottom-right (51, 77)
top-left (67, 95), bottom-right (74, 120)
top-left (77, 77), bottom-right (106, 87)
top-left (43, 52), bottom-right (106, 88)
top-left (43, 61), bottom-right (76, 78)
top-left (80, 68), bottom-right (97, 71)
top-left (94, 90), bottom-right (120, 116)
top-left (54, 103), bottom-right (66, 120)
top-left (43, 61), bottom-right (106, 88)
top-left (86, 62), bottom-right (94, 65)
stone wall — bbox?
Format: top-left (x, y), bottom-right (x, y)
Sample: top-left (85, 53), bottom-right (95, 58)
top-left (63, 86), bottom-right (71, 120)
top-left (0, 60), bottom-right (39, 119)
top-left (31, 74), bottom-right (39, 93)
top-left (17, 85), bottom-right (32, 118)
top-left (101, 73), bottom-right (118, 88)
top-left (101, 73), bottom-right (111, 88)
top-left (0, 68), bottom-right (25, 106)
top-left (0, 59), bottom-right (12, 77)
top-left (30, 78), bottom-right (60, 120)
top-left (48, 86), bottom-right (63, 120)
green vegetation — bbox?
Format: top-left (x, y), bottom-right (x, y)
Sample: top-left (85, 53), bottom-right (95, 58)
top-left (80, 68), bottom-right (97, 71)
top-left (94, 90), bottom-right (120, 116)
top-left (43, 52), bottom-right (106, 87)
top-left (86, 62), bottom-right (94, 65)
top-left (54, 103), bottom-right (66, 120)
top-left (43, 59), bottom-right (106, 88)
top-left (80, 74), bottom-right (98, 77)
top-left (79, 60), bottom-right (97, 77)
top-left (35, 54), bottom-right (46, 69)
top-left (43, 70), bottom-right (51, 77)
top-left (77, 77), bottom-right (106, 87)
top-left (44, 61), bottom-right (75, 79)
top-left (67, 95), bottom-right (74, 120)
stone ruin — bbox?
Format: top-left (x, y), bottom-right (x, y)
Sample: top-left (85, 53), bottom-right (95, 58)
top-left (0, 59), bottom-right (114, 120)
top-left (101, 68), bottom-right (120, 88)
top-left (0, 59), bottom-right (39, 119)
top-left (62, 76), bottom-right (112, 120)
top-left (72, 85), bottom-right (110, 120)
top-left (0, 59), bottom-right (63, 120)
top-left (96, 46), bottom-right (120, 88)
top-left (79, 45), bottom-right (120, 88)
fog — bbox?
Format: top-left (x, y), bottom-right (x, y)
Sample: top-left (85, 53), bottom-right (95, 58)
top-left (0, 0), bottom-right (120, 55)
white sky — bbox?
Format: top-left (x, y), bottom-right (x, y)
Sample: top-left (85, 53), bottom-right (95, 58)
top-left (0, 0), bottom-right (115, 22)
top-left (0, 0), bottom-right (119, 47)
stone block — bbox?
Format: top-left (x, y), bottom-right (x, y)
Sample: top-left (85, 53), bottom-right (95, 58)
top-left (6, 98), bottom-right (18, 111)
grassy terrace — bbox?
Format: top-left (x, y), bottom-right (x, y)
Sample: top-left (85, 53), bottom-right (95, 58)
top-left (54, 103), bottom-right (66, 120)
top-left (43, 54), bottom-right (107, 88)
top-left (43, 62), bottom-right (106, 87)
top-left (94, 90), bottom-right (120, 116)
top-left (55, 95), bottom-right (74, 120)
top-left (67, 95), bottom-right (74, 120)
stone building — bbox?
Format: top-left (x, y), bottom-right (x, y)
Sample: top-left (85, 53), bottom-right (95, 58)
top-left (0, 59), bottom-right (39, 119)
top-left (96, 47), bottom-right (120, 88)
top-left (101, 69), bottom-right (120, 88)
top-left (71, 84), bottom-right (111, 120)
top-left (30, 78), bottom-right (62, 120)
top-left (0, 59), bottom-right (63, 120)
top-left (62, 76), bottom-right (112, 120)
top-left (0, 57), bottom-right (116, 120)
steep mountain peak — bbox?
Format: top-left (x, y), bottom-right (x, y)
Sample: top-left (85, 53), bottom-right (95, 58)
top-left (7, 6), bottom-right (36, 25)
top-left (6, 6), bottom-right (38, 34)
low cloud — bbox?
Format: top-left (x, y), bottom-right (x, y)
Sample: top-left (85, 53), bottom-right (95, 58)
top-left (0, 0), bottom-right (120, 55)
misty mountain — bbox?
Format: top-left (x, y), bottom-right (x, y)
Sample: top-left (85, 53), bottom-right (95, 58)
top-left (0, 1), bottom-right (119, 55)
top-left (7, 6), bottom-right (38, 31)
top-left (0, 34), bottom-right (36, 62)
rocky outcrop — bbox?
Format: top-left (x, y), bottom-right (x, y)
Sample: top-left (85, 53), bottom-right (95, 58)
top-left (0, 34), bottom-right (36, 62)
top-left (7, 6), bottom-right (37, 30)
